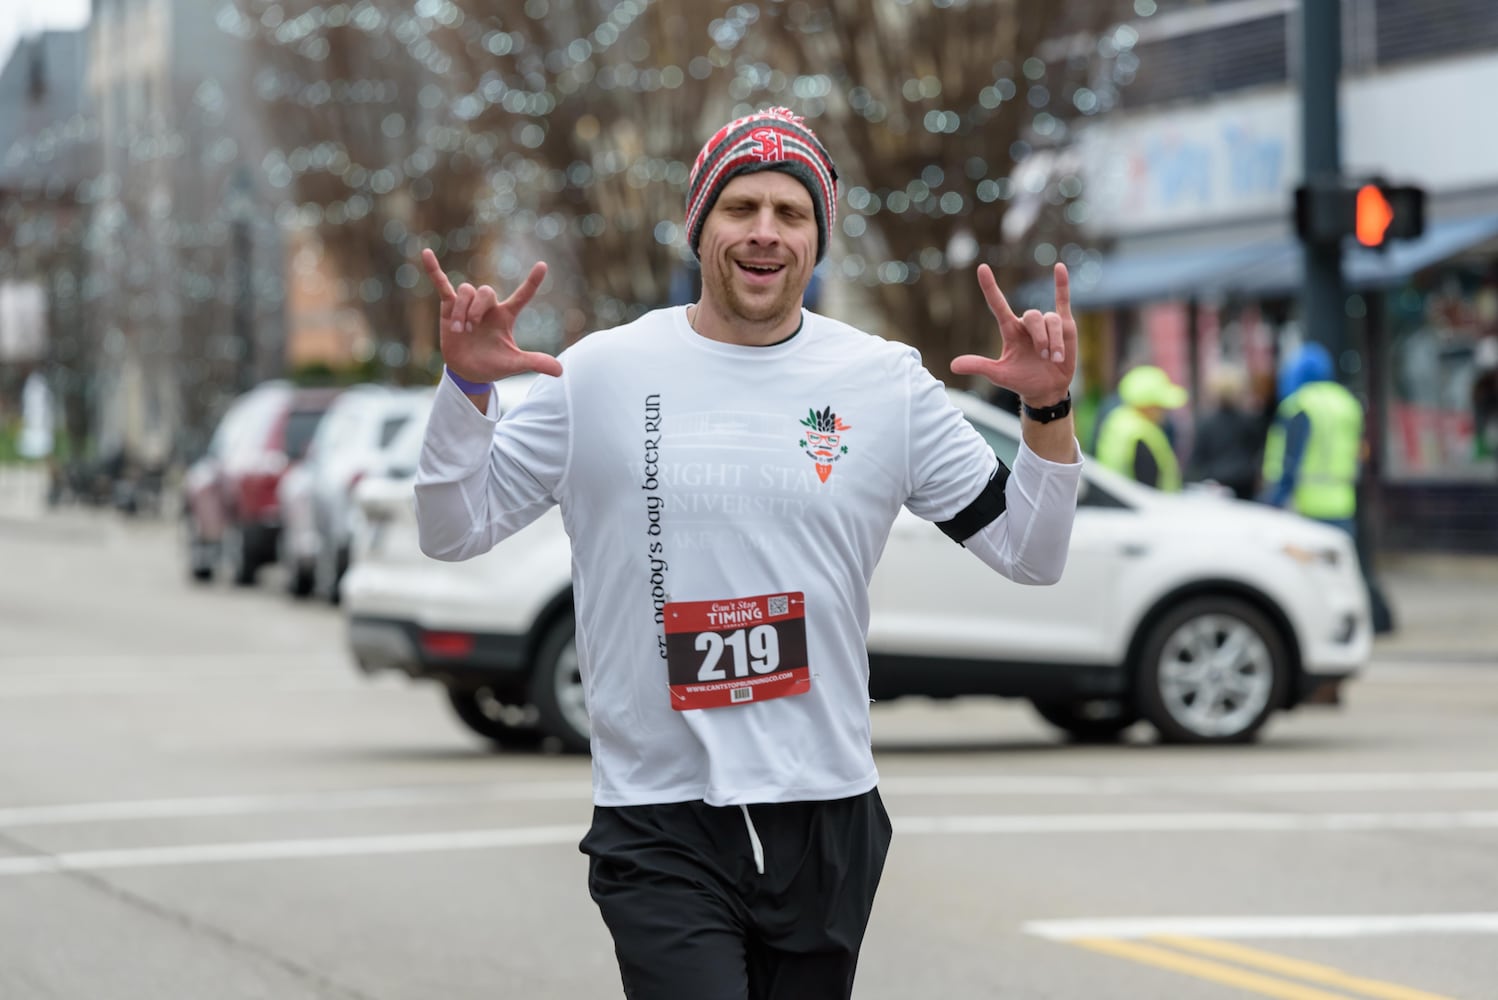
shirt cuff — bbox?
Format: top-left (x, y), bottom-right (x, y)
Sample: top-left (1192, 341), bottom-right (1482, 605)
top-left (1014, 436), bottom-right (1084, 471)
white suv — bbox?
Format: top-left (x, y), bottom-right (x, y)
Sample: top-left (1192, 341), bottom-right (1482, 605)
top-left (342, 381), bottom-right (1370, 752)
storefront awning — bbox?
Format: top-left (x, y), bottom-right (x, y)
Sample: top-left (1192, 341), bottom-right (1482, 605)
top-left (1034, 240), bottom-right (1286, 311)
top-left (1037, 212), bottom-right (1498, 310)
top-left (1348, 211), bottom-right (1498, 287)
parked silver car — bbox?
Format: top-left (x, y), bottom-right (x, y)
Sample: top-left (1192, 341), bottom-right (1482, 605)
top-left (278, 384), bottom-right (433, 601)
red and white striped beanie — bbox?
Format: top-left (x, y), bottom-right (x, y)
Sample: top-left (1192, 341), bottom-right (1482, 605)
top-left (685, 106), bottom-right (838, 263)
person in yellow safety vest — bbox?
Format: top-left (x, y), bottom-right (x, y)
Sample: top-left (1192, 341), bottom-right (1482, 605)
top-left (1095, 365), bottom-right (1188, 490)
top-left (1261, 342), bottom-right (1362, 529)
top-left (1261, 341), bottom-right (1395, 634)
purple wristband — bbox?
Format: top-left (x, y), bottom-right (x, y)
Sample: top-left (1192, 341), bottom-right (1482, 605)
top-left (445, 367), bottom-right (492, 395)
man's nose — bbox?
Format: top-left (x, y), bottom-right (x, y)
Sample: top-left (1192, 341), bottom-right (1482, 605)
top-left (747, 208), bottom-right (780, 243)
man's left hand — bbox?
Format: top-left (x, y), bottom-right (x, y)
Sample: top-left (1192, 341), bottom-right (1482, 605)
top-left (951, 262), bottom-right (1077, 407)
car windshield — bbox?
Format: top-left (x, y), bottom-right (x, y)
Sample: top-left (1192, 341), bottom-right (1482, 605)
top-left (964, 415), bottom-right (1022, 467)
top-left (378, 415), bottom-right (411, 448)
top-left (283, 409), bottom-right (325, 461)
top-left (382, 405), bottom-right (430, 476)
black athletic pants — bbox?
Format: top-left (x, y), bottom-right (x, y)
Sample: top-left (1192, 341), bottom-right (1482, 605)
top-left (580, 788), bottom-right (893, 1000)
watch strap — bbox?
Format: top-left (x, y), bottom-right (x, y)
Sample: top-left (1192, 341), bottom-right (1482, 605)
top-left (1021, 392), bottom-right (1072, 424)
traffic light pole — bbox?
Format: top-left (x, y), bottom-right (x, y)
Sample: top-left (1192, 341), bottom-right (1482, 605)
top-left (1300, 2), bottom-right (1395, 634)
top-left (1301, 0), bottom-right (1346, 378)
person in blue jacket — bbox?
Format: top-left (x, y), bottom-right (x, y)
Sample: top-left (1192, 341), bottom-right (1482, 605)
top-left (1262, 342), bottom-right (1394, 634)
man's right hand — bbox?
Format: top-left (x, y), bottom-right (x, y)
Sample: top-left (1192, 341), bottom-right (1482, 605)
top-left (421, 249), bottom-right (564, 385)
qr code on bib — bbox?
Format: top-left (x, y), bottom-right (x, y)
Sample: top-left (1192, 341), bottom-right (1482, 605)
top-left (768, 595), bottom-right (789, 616)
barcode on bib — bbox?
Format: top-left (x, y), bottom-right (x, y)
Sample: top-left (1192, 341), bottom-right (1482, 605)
top-left (731, 687), bottom-right (753, 703)
top-left (768, 595), bottom-right (789, 616)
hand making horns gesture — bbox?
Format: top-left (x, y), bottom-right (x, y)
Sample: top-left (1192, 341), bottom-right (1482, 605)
top-left (421, 249), bottom-right (564, 382)
top-left (950, 262), bottom-right (1077, 406)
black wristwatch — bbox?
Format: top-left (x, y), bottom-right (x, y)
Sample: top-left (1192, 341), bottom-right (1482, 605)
top-left (1021, 392), bottom-right (1072, 424)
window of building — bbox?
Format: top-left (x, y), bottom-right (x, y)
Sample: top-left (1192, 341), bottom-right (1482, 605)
top-left (1125, 13), bottom-right (1289, 107)
top-left (1373, 0), bottom-right (1498, 67)
top-left (1383, 255), bottom-right (1498, 481)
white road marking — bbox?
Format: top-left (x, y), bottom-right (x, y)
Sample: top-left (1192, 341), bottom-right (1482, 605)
top-left (894, 810), bottom-right (1498, 835)
top-left (0, 664), bottom-right (366, 697)
top-left (0, 783), bottom-right (588, 827)
top-left (879, 771), bottom-right (1498, 796)
top-left (0, 825), bottom-right (584, 876)
top-left (5, 772), bottom-right (1498, 828)
top-left (1024, 913), bottom-right (1498, 940)
top-left (3, 809), bottom-right (1498, 877)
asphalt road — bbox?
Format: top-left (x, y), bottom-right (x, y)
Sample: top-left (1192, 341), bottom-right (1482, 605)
top-left (2, 510), bottom-right (1497, 1000)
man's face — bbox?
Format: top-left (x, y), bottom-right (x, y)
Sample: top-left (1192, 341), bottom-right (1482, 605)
top-left (697, 171), bottom-right (818, 328)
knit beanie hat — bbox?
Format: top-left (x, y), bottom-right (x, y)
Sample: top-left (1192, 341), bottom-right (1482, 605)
top-left (685, 107), bottom-right (838, 263)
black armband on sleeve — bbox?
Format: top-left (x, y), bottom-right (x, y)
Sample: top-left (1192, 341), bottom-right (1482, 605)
top-left (937, 463), bottom-right (1011, 545)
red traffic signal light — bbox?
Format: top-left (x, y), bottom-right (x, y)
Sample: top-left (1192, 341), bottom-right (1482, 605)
top-left (1294, 179), bottom-right (1425, 248)
top-left (1355, 184), bottom-right (1395, 247)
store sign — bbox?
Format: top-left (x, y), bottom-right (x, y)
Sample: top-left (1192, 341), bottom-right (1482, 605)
top-left (1079, 94), bottom-right (1296, 234)
top-left (1079, 52), bottom-right (1498, 237)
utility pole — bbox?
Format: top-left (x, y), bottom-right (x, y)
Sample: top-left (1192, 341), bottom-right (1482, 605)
top-left (1300, 0), bottom-right (1346, 378)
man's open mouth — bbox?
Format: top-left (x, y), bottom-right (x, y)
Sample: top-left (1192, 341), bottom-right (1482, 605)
top-left (736, 262), bottom-right (784, 275)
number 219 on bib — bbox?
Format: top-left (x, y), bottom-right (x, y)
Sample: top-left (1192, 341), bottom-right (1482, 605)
top-left (662, 592), bottom-right (810, 710)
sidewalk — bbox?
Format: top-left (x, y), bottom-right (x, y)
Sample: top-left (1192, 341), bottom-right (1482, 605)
top-left (1371, 551), bottom-right (1498, 664)
top-left (0, 463), bottom-right (47, 520)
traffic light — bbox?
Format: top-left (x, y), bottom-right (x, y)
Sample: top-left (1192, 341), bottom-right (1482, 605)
top-left (1294, 179), bottom-right (1425, 249)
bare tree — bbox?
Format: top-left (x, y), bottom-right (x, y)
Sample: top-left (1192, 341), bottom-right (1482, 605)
top-left (236, 0), bottom-right (495, 381)
top-left (239, 0), bottom-right (1129, 376)
top-left (762, 0), bottom-right (1128, 378)
top-left (238, 1), bottom-right (755, 367)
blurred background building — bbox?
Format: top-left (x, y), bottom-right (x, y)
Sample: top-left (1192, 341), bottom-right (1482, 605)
top-left (86, 0), bottom-right (288, 469)
top-left (1055, 0), bottom-right (1498, 551)
top-left (0, 26), bottom-right (90, 462)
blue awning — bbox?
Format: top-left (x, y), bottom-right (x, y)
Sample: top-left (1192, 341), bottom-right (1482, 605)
top-left (1036, 212), bottom-right (1498, 310)
top-left (1063, 241), bottom-right (1286, 310)
top-left (1348, 211), bottom-right (1498, 287)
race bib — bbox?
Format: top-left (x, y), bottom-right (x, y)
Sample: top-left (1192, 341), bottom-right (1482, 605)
top-left (663, 592), bottom-right (810, 710)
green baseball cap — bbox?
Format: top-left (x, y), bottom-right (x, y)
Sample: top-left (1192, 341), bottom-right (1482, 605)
top-left (1118, 365), bottom-right (1188, 409)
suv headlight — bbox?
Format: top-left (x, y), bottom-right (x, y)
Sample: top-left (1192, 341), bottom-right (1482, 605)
top-left (1281, 542), bottom-right (1342, 567)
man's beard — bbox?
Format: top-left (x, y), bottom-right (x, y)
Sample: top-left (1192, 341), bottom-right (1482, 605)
top-left (706, 261), bottom-right (802, 327)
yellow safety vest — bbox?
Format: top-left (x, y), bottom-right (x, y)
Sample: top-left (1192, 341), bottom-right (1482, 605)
top-left (1096, 405), bottom-right (1181, 491)
top-left (1262, 381), bottom-right (1363, 520)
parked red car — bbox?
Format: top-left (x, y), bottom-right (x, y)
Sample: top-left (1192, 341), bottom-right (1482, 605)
top-left (182, 381), bottom-right (340, 585)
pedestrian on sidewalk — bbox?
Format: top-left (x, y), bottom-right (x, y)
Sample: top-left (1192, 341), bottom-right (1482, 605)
top-left (1262, 342), bottom-right (1395, 633)
top-left (411, 106), bottom-right (1083, 999)
top-left (1187, 366), bottom-right (1265, 500)
top-left (1095, 365), bottom-right (1188, 490)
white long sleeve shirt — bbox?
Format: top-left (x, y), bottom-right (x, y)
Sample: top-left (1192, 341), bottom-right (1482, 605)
top-left (416, 306), bottom-right (1081, 807)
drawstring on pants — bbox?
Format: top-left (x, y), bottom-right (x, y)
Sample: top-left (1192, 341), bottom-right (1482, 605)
top-left (739, 804), bottom-right (765, 875)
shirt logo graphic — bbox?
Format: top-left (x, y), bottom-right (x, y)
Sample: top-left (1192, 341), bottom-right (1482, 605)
top-left (798, 405), bottom-right (851, 483)
top-left (749, 127), bottom-right (785, 162)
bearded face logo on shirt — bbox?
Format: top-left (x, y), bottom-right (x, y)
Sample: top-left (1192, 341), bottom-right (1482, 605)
top-left (797, 406), bottom-right (851, 483)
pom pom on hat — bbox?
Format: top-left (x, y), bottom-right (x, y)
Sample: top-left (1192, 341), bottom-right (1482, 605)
top-left (685, 107), bottom-right (838, 263)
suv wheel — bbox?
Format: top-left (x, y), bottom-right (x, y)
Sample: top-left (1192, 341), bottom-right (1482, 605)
top-left (184, 516), bottom-right (215, 582)
top-left (280, 538), bottom-right (313, 597)
top-left (1031, 699), bottom-right (1139, 743)
top-left (224, 524), bottom-right (256, 586)
top-left (1136, 596), bottom-right (1287, 744)
top-left (446, 687), bottom-right (544, 750)
top-left (529, 615), bottom-right (590, 754)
